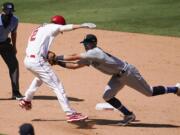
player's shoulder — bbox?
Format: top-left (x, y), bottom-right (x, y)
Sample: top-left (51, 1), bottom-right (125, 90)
top-left (89, 47), bottom-right (103, 54)
top-left (85, 47), bottom-right (103, 57)
top-left (87, 47), bottom-right (100, 52)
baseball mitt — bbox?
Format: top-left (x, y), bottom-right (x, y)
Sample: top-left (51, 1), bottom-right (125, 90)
top-left (47, 51), bottom-right (57, 65)
top-left (81, 23), bottom-right (96, 29)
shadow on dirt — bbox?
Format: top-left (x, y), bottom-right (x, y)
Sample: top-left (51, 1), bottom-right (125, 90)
top-left (0, 98), bottom-right (14, 100)
top-left (32, 119), bottom-right (65, 122)
top-left (72, 119), bottom-right (180, 129)
top-left (0, 96), bottom-right (84, 102)
top-left (33, 96), bottom-right (84, 102)
top-left (32, 118), bottom-right (180, 129)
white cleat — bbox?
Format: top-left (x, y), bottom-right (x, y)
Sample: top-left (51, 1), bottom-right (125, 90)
top-left (175, 83), bottom-right (180, 96)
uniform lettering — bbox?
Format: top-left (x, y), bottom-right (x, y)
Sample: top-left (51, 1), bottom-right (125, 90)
top-left (30, 29), bottom-right (38, 41)
top-left (30, 26), bottom-right (41, 41)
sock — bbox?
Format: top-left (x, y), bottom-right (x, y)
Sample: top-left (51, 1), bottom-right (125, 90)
top-left (152, 86), bottom-right (178, 96)
top-left (152, 86), bottom-right (166, 96)
top-left (106, 97), bottom-right (132, 115)
top-left (167, 87), bottom-right (178, 93)
top-left (118, 106), bottom-right (132, 116)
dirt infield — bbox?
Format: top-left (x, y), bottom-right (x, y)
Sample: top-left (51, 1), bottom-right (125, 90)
top-left (0, 23), bottom-right (180, 135)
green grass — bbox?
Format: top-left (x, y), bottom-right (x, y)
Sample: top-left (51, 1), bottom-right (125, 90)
top-left (1, 0), bottom-right (180, 36)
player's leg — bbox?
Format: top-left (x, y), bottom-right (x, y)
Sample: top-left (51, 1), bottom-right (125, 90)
top-left (24, 77), bottom-right (43, 101)
top-left (125, 64), bottom-right (179, 96)
top-left (1, 48), bottom-right (23, 99)
top-left (103, 75), bottom-right (135, 125)
top-left (36, 62), bottom-right (87, 121)
top-left (20, 77), bottom-right (43, 110)
top-left (19, 58), bottom-right (43, 110)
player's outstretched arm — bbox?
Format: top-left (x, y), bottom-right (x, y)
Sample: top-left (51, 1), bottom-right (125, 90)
top-left (60, 23), bottom-right (96, 32)
top-left (47, 51), bottom-right (86, 69)
top-left (63, 54), bottom-right (82, 61)
top-left (57, 60), bottom-right (85, 69)
top-left (55, 54), bottom-right (85, 69)
top-left (74, 23), bottom-right (96, 29)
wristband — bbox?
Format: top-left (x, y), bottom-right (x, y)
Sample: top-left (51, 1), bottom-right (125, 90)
top-left (55, 55), bottom-right (64, 61)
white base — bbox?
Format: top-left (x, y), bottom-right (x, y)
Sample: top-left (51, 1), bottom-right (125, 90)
top-left (95, 103), bottom-right (116, 111)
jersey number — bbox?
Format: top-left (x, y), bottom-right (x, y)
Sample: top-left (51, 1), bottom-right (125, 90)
top-left (30, 26), bottom-right (40, 41)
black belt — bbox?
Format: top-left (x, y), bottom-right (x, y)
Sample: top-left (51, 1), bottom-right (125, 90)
top-left (115, 69), bottom-right (126, 77)
top-left (115, 63), bottom-right (128, 77)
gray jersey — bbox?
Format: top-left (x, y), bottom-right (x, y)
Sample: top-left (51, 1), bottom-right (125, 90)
top-left (79, 47), bottom-right (127, 75)
top-left (78, 47), bottom-right (152, 101)
top-left (0, 14), bottom-right (18, 42)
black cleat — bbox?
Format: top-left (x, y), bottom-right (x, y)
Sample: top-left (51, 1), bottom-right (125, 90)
top-left (12, 91), bottom-right (24, 100)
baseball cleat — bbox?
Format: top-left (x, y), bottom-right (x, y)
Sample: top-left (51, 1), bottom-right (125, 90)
top-left (175, 83), bottom-right (180, 96)
top-left (19, 99), bottom-right (32, 110)
top-left (66, 112), bottom-right (88, 122)
top-left (118, 113), bottom-right (136, 126)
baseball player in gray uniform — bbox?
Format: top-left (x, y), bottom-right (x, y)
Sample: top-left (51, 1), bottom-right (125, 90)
top-left (51, 34), bottom-right (180, 125)
top-left (0, 2), bottom-right (23, 99)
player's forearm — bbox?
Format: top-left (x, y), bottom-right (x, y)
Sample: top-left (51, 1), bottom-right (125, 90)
top-left (60, 23), bottom-right (96, 32)
top-left (55, 54), bottom-right (83, 69)
top-left (57, 61), bottom-right (84, 69)
top-left (60, 24), bottom-right (85, 32)
top-left (63, 54), bottom-right (81, 61)
top-left (72, 24), bottom-right (87, 30)
top-left (65, 62), bottom-right (84, 69)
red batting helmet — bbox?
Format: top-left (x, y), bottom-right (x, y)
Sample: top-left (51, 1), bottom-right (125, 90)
top-left (51, 15), bottom-right (66, 25)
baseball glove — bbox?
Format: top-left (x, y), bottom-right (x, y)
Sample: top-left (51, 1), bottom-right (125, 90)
top-left (47, 51), bottom-right (57, 65)
top-left (81, 23), bottom-right (96, 29)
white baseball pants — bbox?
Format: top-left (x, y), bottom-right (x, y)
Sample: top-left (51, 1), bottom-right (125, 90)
top-left (24, 56), bottom-right (75, 115)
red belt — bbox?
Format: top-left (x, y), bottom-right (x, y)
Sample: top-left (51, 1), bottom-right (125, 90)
top-left (30, 55), bottom-right (36, 58)
top-left (28, 54), bottom-right (46, 59)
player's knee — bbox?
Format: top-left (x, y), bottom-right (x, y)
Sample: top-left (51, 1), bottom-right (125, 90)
top-left (143, 90), bottom-right (153, 97)
top-left (141, 87), bottom-right (153, 97)
top-left (103, 91), bottom-right (114, 101)
top-left (35, 78), bottom-right (43, 86)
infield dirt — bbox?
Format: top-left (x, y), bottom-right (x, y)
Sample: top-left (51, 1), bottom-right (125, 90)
top-left (0, 23), bottom-right (180, 135)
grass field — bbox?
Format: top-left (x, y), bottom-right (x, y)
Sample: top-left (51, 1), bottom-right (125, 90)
top-left (1, 0), bottom-right (180, 36)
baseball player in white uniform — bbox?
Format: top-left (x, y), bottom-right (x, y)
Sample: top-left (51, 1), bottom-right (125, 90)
top-left (19, 15), bottom-right (96, 122)
top-left (51, 34), bottom-right (180, 125)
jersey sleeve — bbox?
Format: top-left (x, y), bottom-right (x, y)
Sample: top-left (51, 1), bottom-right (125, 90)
top-left (46, 24), bottom-right (62, 36)
top-left (78, 50), bottom-right (96, 66)
top-left (80, 49), bottom-right (103, 60)
top-left (49, 24), bottom-right (73, 36)
top-left (59, 24), bottom-right (73, 32)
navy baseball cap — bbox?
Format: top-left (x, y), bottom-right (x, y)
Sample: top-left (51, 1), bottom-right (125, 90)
top-left (80, 34), bottom-right (97, 44)
top-left (19, 123), bottom-right (35, 135)
top-left (2, 2), bottom-right (15, 12)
